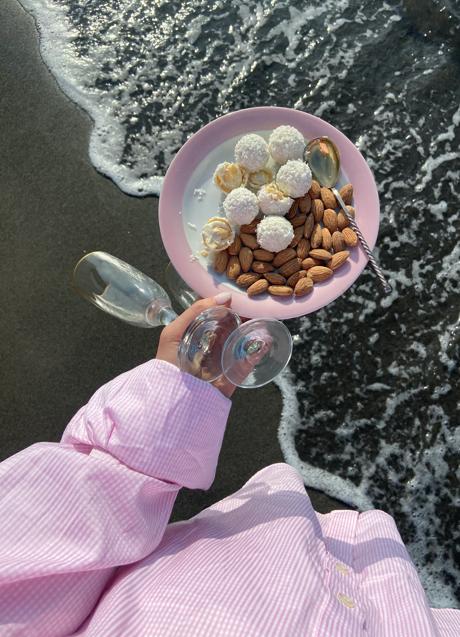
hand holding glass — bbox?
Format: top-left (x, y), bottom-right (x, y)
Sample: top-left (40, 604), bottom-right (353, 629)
top-left (72, 252), bottom-right (292, 388)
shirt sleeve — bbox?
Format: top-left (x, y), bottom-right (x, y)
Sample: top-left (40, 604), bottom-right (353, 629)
top-left (0, 360), bottom-right (231, 636)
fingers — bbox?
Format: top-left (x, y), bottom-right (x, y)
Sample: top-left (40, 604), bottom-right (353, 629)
top-left (161, 293), bottom-right (232, 343)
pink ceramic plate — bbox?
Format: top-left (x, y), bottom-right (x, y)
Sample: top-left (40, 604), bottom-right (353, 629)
top-left (159, 106), bottom-right (379, 319)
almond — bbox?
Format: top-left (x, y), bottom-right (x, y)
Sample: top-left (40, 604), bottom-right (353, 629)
top-left (240, 219), bottom-right (260, 234)
top-left (294, 277), bottom-right (314, 297)
top-left (320, 187), bottom-right (337, 209)
top-left (323, 209), bottom-right (338, 233)
top-left (339, 183), bottom-right (353, 205)
top-left (310, 223), bottom-right (323, 249)
top-left (239, 246), bottom-right (254, 272)
top-left (303, 213), bottom-right (314, 239)
top-left (301, 257), bottom-right (322, 270)
top-left (308, 180), bottom-right (321, 199)
top-left (311, 199), bottom-right (324, 223)
top-left (296, 238), bottom-right (310, 260)
top-left (228, 235), bottom-right (242, 255)
top-left (289, 226), bottom-right (304, 248)
top-left (291, 213), bottom-right (307, 228)
top-left (268, 285), bottom-right (294, 297)
top-left (264, 272), bottom-right (287, 285)
top-left (279, 257), bottom-right (302, 278)
top-left (236, 273), bottom-right (261, 288)
top-left (287, 270), bottom-right (307, 288)
top-left (213, 251), bottom-right (228, 274)
top-left (287, 200), bottom-right (299, 220)
top-left (332, 231), bottom-right (346, 252)
top-left (298, 194), bottom-right (312, 214)
top-left (253, 249), bottom-right (274, 262)
top-left (227, 255), bottom-right (241, 280)
top-left (252, 261), bottom-right (275, 274)
top-left (240, 232), bottom-right (258, 250)
top-left (329, 250), bottom-right (350, 271)
top-left (342, 227), bottom-right (358, 247)
top-left (337, 206), bottom-right (355, 230)
top-left (322, 228), bottom-right (332, 251)
top-left (273, 248), bottom-right (296, 268)
top-left (247, 279), bottom-right (269, 297)
top-left (309, 248), bottom-right (333, 261)
top-left (307, 265), bottom-right (333, 282)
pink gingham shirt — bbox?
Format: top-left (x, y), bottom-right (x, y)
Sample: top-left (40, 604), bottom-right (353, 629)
top-left (0, 360), bottom-right (458, 636)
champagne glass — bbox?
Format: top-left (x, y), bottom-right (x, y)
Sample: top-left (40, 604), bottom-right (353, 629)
top-left (72, 251), bottom-right (292, 388)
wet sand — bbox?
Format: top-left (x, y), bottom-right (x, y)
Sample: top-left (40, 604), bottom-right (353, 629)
top-left (0, 0), bottom-right (348, 519)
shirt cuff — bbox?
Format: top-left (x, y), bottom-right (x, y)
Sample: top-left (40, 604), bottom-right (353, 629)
top-left (62, 359), bottom-right (232, 490)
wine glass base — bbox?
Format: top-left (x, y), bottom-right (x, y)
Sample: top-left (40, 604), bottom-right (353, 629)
top-left (221, 319), bottom-right (293, 389)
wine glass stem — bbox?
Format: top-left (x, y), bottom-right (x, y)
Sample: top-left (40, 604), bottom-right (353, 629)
top-left (157, 306), bottom-right (179, 326)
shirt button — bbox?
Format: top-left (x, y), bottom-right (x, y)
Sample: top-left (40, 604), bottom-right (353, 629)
top-left (335, 562), bottom-right (349, 575)
top-left (337, 593), bottom-right (355, 609)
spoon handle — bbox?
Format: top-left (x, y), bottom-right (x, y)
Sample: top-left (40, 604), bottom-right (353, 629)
top-left (332, 188), bottom-right (392, 295)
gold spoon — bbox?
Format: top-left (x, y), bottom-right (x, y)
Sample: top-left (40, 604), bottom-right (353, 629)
top-left (305, 137), bottom-right (391, 294)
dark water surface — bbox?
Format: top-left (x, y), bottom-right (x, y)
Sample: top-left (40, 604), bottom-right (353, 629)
top-left (18, 0), bottom-right (460, 606)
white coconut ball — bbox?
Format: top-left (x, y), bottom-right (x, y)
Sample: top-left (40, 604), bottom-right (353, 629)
top-left (256, 216), bottom-right (294, 253)
top-left (223, 187), bottom-right (259, 225)
top-left (234, 134), bottom-right (269, 172)
top-left (268, 125), bottom-right (305, 165)
top-left (276, 160), bottom-right (312, 198)
top-left (258, 183), bottom-right (293, 216)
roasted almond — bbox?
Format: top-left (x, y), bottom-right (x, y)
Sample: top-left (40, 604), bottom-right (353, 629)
top-left (239, 246), bottom-right (254, 272)
top-left (296, 238), bottom-right (310, 260)
top-left (264, 272), bottom-right (287, 285)
top-left (332, 230), bottom-right (346, 252)
top-left (227, 255), bottom-right (241, 280)
top-left (279, 257), bottom-right (302, 278)
top-left (294, 277), bottom-right (314, 297)
top-left (240, 219), bottom-right (260, 234)
top-left (240, 232), bottom-right (259, 249)
top-left (320, 187), bottom-right (337, 209)
top-left (311, 198), bottom-right (324, 223)
top-left (236, 273), bottom-right (261, 288)
top-left (287, 270), bottom-right (307, 288)
top-left (247, 279), bottom-right (269, 297)
top-left (227, 235), bottom-right (242, 255)
top-left (289, 226), bottom-right (304, 248)
top-left (309, 248), bottom-right (333, 261)
top-left (253, 249), bottom-right (274, 262)
top-left (322, 228), bottom-right (332, 251)
top-left (268, 285), bottom-right (294, 297)
top-left (303, 213), bottom-right (315, 239)
top-left (287, 200), bottom-right (299, 219)
top-left (252, 261), bottom-right (275, 274)
top-left (308, 180), bottom-right (321, 199)
top-left (329, 250), bottom-right (350, 271)
top-left (301, 257), bottom-right (322, 270)
top-left (213, 251), bottom-right (229, 274)
top-left (323, 209), bottom-right (338, 233)
top-left (337, 206), bottom-right (355, 230)
top-left (307, 265), bottom-right (333, 282)
top-left (342, 227), bottom-right (358, 247)
top-left (291, 213), bottom-right (307, 228)
top-left (339, 183), bottom-right (353, 205)
top-left (310, 223), bottom-right (323, 249)
top-left (273, 248), bottom-right (297, 268)
top-left (298, 194), bottom-right (312, 214)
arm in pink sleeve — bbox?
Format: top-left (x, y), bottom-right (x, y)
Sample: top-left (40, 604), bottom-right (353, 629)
top-left (0, 360), bottom-right (231, 636)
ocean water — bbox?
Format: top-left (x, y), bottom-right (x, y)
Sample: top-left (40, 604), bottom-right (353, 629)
top-left (18, 0), bottom-right (460, 607)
